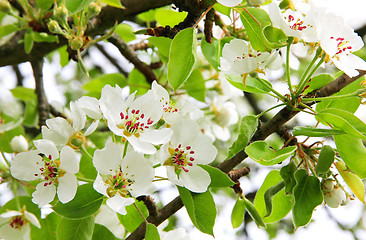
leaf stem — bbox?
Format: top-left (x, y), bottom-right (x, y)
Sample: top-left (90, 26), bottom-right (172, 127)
top-left (123, 141), bottom-right (128, 158)
top-left (254, 76), bottom-right (286, 102)
top-left (80, 146), bottom-right (93, 161)
top-left (133, 202), bottom-right (148, 224)
top-left (286, 38), bottom-right (294, 94)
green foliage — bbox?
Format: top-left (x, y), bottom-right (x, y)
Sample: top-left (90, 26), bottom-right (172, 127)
top-left (280, 162), bottom-right (297, 194)
top-left (226, 75), bottom-right (272, 93)
top-left (31, 212), bottom-right (61, 240)
top-left (168, 28), bottom-right (197, 90)
top-left (254, 170), bottom-right (294, 223)
top-left (184, 68), bottom-right (206, 102)
top-left (227, 115), bottom-right (258, 159)
top-left (24, 30), bottom-right (34, 54)
top-left (114, 23), bottom-right (136, 42)
top-left (292, 169), bottom-right (323, 229)
top-left (145, 223), bottom-right (160, 240)
top-left (245, 141), bottom-right (296, 165)
top-left (83, 73), bottom-right (128, 98)
top-left (92, 224), bottom-right (119, 240)
top-left (53, 183), bottom-right (104, 219)
top-left (304, 74), bottom-right (334, 94)
top-left (65, 0), bottom-right (94, 14)
top-left (57, 215), bottom-right (95, 240)
top-left (100, 0), bottom-right (124, 9)
top-left (201, 37), bottom-right (221, 71)
top-left (242, 196), bottom-right (266, 228)
top-left (199, 165), bottom-right (235, 188)
top-left (292, 126), bottom-right (345, 137)
top-left (117, 201), bottom-right (148, 233)
top-left (128, 68), bottom-right (150, 95)
top-left (0, 24), bottom-right (19, 38)
top-left (155, 8), bottom-right (187, 27)
top-left (231, 197), bottom-right (245, 229)
top-left (178, 187), bottom-right (216, 236)
top-left (316, 145), bottom-right (335, 176)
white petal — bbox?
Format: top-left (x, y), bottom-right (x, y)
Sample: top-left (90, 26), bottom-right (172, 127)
top-left (57, 173), bottom-right (78, 203)
top-left (127, 137), bottom-right (157, 154)
top-left (32, 182), bottom-right (56, 206)
top-left (0, 221), bottom-right (30, 240)
top-left (106, 195), bottom-right (135, 215)
top-left (93, 141), bottom-right (122, 175)
top-left (217, 0), bottom-right (242, 7)
top-left (180, 166), bottom-right (211, 193)
top-left (59, 146), bottom-right (79, 174)
top-left (77, 96), bottom-right (102, 120)
top-left (190, 135), bottom-right (217, 165)
top-left (0, 210), bottom-right (21, 218)
top-left (10, 150), bottom-right (42, 181)
top-left (93, 174), bottom-right (108, 195)
top-left (166, 166), bottom-right (183, 187)
top-left (70, 101), bottom-right (86, 131)
top-left (170, 120), bottom-right (201, 147)
top-left (42, 117), bottom-right (74, 146)
top-left (33, 139), bottom-right (59, 160)
top-left (23, 211), bottom-right (41, 228)
top-left (95, 205), bottom-right (125, 238)
top-left (139, 128), bottom-right (172, 145)
top-left (84, 120), bottom-right (99, 136)
top-left (212, 124), bottom-right (231, 141)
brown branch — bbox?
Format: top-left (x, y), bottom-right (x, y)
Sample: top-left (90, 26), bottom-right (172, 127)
top-left (94, 43), bottom-right (129, 77)
top-left (0, 0), bottom-right (173, 67)
top-left (12, 65), bottom-right (24, 87)
top-left (136, 195), bottom-right (159, 217)
top-left (108, 34), bottom-right (156, 84)
top-left (204, 8), bottom-right (215, 43)
top-left (31, 58), bottom-right (49, 128)
top-left (126, 70), bottom-right (366, 240)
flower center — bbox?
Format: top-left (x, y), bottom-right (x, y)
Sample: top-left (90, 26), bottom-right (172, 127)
top-left (117, 109), bottom-right (154, 137)
top-left (163, 101), bottom-right (180, 114)
top-left (9, 216), bottom-right (25, 229)
top-left (105, 170), bottom-right (134, 198)
top-left (330, 36), bottom-right (353, 57)
top-left (165, 144), bottom-right (195, 173)
top-left (286, 14), bottom-right (307, 31)
top-left (35, 154), bottom-right (62, 187)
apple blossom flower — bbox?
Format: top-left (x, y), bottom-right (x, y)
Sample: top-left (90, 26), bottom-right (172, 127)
top-left (219, 39), bottom-right (273, 75)
top-left (10, 139), bottom-right (79, 206)
top-left (150, 81), bottom-right (203, 125)
top-left (100, 84), bottom-right (172, 154)
top-left (92, 141), bottom-right (155, 215)
top-left (0, 209), bottom-right (40, 240)
top-left (269, 2), bottom-right (318, 43)
top-left (10, 135), bottom-right (28, 153)
top-left (95, 204), bottom-right (125, 238)
top-left (216, 0), bottom-right (242, 7)
top-left (316, 11), bottom-right (366, 77)
top-left (157, 120), bottom-right (217, 192)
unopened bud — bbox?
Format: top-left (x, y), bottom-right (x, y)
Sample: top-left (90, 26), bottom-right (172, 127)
top-left (0, 0), bottom-right (12, 14)
top-left (47, 19), bottom-right (63, 34)
top-left (69, 36), bottom-right (84, 50)
top-left (10, 135), bottom-right (28, 153)
top-left (324, 186), bottom-right (346, 208)
top-left (88, 3), bottom-right (101, 18)
top-left (54, 4), bottom-right (68, 25)
top-left (321, 179), bottom-right (334, 193)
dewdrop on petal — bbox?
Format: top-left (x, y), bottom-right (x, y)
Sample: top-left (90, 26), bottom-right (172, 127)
top-left (10, 135), bottom-right (28, 153)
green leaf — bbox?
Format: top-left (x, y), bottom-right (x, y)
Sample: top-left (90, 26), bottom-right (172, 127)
top-left (231, 197), bottom-right (245, 229)
top-left (53, 183), bottom-right (103, 219)
top-left (0, 196), bottom-right (41, 219)
top-left (201, 37), bottom-right (220, 71)
top-left (316, 145), bottom-right (335, 176)
top-left (334, 134), bottom-right (366, 179)
top-left (0, 24), bottom-right (19, 38)
top-left (263, 181), bottom-right (286, 217)
top-left (57, 215), bottom-right (95, 240)
top-left (145, 223), bottom-right (160, 240)
top-left (92, 224), bottom-right (118, 240)
top-left (226, 74), bottom-right (272, 93)
top-left (242, 196), bottom-right (266, 228)
top-left (178, 187), bottom-right (216, 236)
top-left (155, 8), bottom-right (187, 27)
top-left (316, 76), bottom-right (364, 113)
top-left (183, 68), bottom-right (206, 102)
top-left (199, 165), bottom-right (235, 188)
top-left (149, 36), bottom-right (172, 60)
top-left (254, 170), bottom-right (294, 223)
top-left (128, 68), bottom-right (150, 95)
top-left (0, 118), bottom-right (25, 152)
top-left (11, 87), bottom-right (36, 101)
top-left (118, 201), bottom-right (148, 233)
top-left (83, 73), bottom-right (128, 98)
top-left (317, 108), bottom-right (366, 139)
top-left (36, 0), bottom-right (53, 9)
top-left (79, 148), bottom-right (98, 180)
top-left (168, 27), bottom-right (197, 90)
top-left (280, 161), bottom-right (297, 194)
top-left (292, 126), bottom-right (345, 137)
top-left (245, 141), bottom-right (296, 165)
top-left (292, 169), bottom-right (323, 229)
top-left (33, 32), bottom-right (59, 43)
top-left (24, 30), bottom-right (34, 54)
top-left (227, 115), bottom-right (258, 159)
top-left (115, 23), bottom-right (136, 42)
top-left (65, 0), bottom-right (94, 14)
top-left (58, 46), bottom-right (70, 67)
top-left (31, 212), bottom-right (61, 240)
top-left (304, 74), bottom-right (334, 94)
top-left (213, 3), bottom-right (231, 18)
top-left (100, 0), bottom-right (124, 9)
top-left (240, 8), bottom-right (286, 52)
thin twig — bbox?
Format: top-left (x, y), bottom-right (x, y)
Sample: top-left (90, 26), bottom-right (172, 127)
top-left (94, 43), bottom-right (129, 77)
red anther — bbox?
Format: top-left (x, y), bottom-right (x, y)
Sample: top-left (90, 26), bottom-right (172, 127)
top-left (190, 157), bottom-right (194, 161)
top-left (188, 162), bottom-right (193, 166)
top-left (190, 151), bottom-right (194, 154)
top-left (120, 112), bottom-right (124, 119)
top-left (131, 109), bottom-right (135, 114)
top-left (186, 146), bottom-right (191, 150)
top-left (136, 110), bottom-right (140, 114)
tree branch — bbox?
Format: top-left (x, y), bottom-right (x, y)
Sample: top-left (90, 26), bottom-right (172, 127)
top-left (31, 59), bottom-right (49, 128)
top-left (94, 43), bottom-right (129, 77)
top-left (126, 70), bottom-right (366, 240)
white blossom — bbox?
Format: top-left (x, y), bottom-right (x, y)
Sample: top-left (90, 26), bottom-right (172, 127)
top-left (10, 135), bottom-right (28, 153)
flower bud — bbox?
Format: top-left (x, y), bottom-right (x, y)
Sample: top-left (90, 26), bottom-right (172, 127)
top-left (321, 179), bottom-right (334, 193)
top-left (68, 36), bottom-right (84, 50)
top-left (10, 135), bottom-right (28, 153)
top-left (324, 186), bottom-right (346, 208)
top-left (248, 0), bottom-right (265, 6)
top-left (54, 4), bottom-right (68, 25)
top-left (0, 0), bottom-right (12, 14)
top-left (47, 19), bottom-right (64, 35)
top-left (88, 3), bottom-right (101, 18)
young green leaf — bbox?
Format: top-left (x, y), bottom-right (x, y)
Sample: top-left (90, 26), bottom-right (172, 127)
top-left (145, 223), bottom-right (160, 240)
top-left (53, 183), bottom-right (104, 219)
top-left (245, 141), bottom-right (296, 165)
top-left (100, 0), bottom-right (124, 9)
top-left (92, 224), bottom-right (118, 240)
top-left (292, 169), bottom-right (323, 229)
top-left (168, 27), bottom-right (197, 90)
top-left (316, 145), bottom-right (335, 176)
top-left (155, 8), bottom-right (187, 27)
top-left (334, 134), bottom-right (366, 179)
top-left (280, 161), bottom-right (297, 194)
top-left (227, 115), bottom-right (258, 160)
top-left (36, 0), bottom-right (53, 9)
top-left (199, 165), bottom-right (235, 188)
top-left (66, 0), bottom-right (94, 14)
top-left (184, 68), bottom-right (206, 102)
top-left (263, 181), bottom-right (286, 217)
top-left (83, 73), bottom-right (128, 98)
top-left (242, 196), bottom-right (266, 228)
top-left (57, 215), bottom-right (95, 240)
top-left (226, 74), bottom-right (272, 94)
top-left (292, 126), bottom-right (345, 137)
top-left (0, 24), bottom-right (19, 38)
top-left (201, 37), bottom-right (220, 71)
top-left (178, 187), bottom-right (216, 236)
top-left (128, 68), bottom-right (150, 96)
top-left (255, 170), bottom-right (294, 223)
top-left (118, 201), bottom-right (149, 233)
top-left (303, 74), bottom-right (334, 94)
top-left (231, 197), bottom-right (246, 229)
top-left (24, 30), bottom-right (34, 54)
top-left (31, 212), bottom-right (61, 240)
